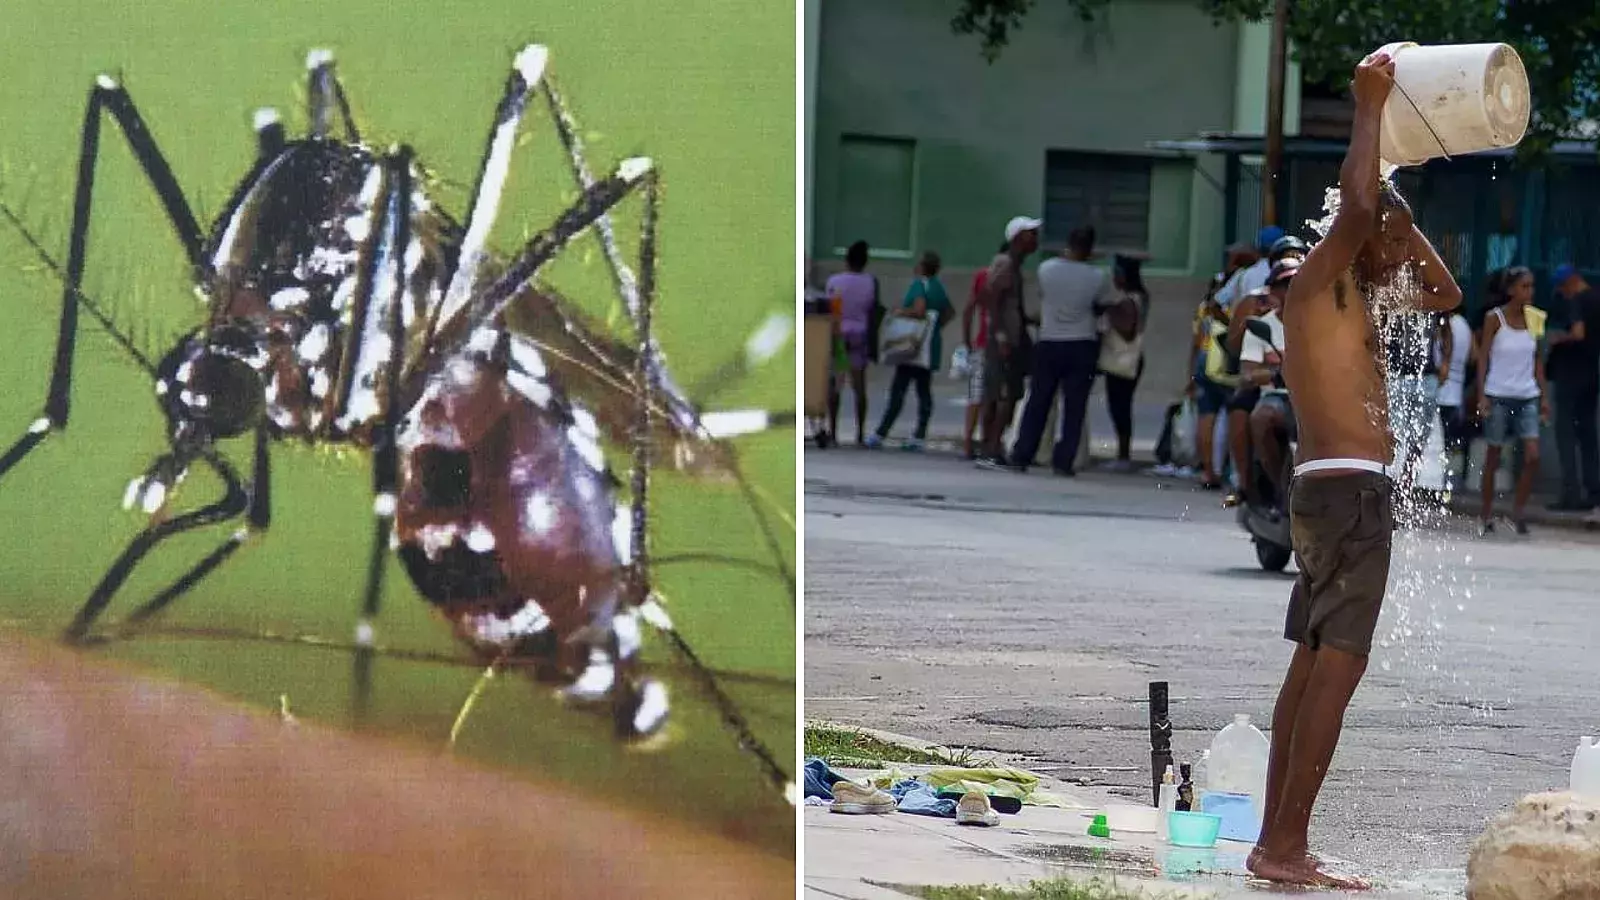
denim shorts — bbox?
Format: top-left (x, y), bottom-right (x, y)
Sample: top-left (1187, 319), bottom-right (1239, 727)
top-left (1484, 396), bottom-right (1540, 446)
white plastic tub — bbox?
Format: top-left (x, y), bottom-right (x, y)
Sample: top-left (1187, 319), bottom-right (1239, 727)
top-left (1374, 41), bottom-right (1530, 166)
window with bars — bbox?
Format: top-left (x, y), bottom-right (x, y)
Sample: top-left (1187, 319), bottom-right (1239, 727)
top-left (1043, 151), bottom-right (1152, 252)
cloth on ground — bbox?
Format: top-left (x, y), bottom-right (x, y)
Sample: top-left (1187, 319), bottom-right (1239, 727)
top-left (888, 779), bottom-right (957, 818)
top-left (804, 757), bottom-right (846, 800)
top-left (864, 765), bottom-right (1069, 808)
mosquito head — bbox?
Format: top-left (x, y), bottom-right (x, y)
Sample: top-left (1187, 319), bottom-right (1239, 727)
top-left (155, 329), bottom-right (268, 442)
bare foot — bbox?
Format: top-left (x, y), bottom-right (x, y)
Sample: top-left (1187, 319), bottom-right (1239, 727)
top-left (1247, 847), bottom-right (1371, 890)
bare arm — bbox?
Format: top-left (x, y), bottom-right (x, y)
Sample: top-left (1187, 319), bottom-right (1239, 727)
top-left (1226, 298), bottom-right (1257, 354)
top-left (1290, 93), bottom-right (1390, 306)
top-left (986, 259), bottom-right (1017, 354)
top-left (1405, 228), bottom-right (1463, 312)
top-left (1436, 317), bottom-right (1454, 385)
top-left (1477, 314), bottom-right (1500, 410)
top-left (962, 286), bottom-right (979, 346)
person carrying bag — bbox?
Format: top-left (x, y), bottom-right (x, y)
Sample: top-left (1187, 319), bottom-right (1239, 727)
top-left (866, 253), bottom-right (955, 451)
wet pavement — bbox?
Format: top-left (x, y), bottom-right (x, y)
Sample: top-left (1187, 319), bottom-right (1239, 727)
top-left (804, 449), bottom-right (1600, 896)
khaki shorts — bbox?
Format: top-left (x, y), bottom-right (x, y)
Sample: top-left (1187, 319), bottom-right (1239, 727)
top-left (982, 345), bottom-right (1027, 405)
top-left (1285, 471), bottom-right (1394, 656)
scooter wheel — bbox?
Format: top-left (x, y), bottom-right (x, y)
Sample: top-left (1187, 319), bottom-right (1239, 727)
top-left (1255, 540), bottom-right (1292, 572)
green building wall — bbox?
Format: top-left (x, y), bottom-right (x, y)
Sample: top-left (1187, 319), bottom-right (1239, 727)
top-left (810, 0), bottom-right (1256, 277)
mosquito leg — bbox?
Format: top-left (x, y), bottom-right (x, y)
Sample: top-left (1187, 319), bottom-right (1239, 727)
top-left (123, 422), bottom-right (273, 629)
top-left (432, 44), bottom-right (549, 337)
top-left (253, 107), bottom-right (287, 159)
top-left (621, 175), bottom-right (790, 797)
top-left (352, 146), bottom-right (416, 719)
top-left (64, 447), bottom-right (248, 643)
top-left (0, 75), bottom-right (204, 482)
top-left (304, 49), bottom-right (361, 142)
top-left (542, 76), bottom-right (688, 428)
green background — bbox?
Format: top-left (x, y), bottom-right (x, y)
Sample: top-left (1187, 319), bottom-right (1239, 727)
top-left (0, 0), bottom-right (795, 854)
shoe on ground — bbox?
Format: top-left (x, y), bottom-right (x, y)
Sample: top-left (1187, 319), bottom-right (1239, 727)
top-left (955, 790), bottom-right (1000, 827)
top-left (829, 780), bottom-right (896, 815)
top-left (863, 434), bottom-right (884, 450)
top-left (1149, 463), bottom-right (1178, 477)
top-left (1514, 519), bottom-right (1530, 536)
top-left (900, 438), bottom-right (925, 452)
top-left (1478, 519), bottom-right (1495, 537)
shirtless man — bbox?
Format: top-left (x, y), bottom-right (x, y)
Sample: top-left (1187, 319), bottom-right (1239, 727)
top-left (1247, 50), bottom-right (1463, 889)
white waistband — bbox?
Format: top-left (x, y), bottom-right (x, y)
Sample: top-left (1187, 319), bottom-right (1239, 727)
top-left (1293, 457), bottom-right (1392, 478)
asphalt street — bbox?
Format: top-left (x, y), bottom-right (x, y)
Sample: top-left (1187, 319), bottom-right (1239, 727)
top-left (804, 448), bottom-right (1600, 884)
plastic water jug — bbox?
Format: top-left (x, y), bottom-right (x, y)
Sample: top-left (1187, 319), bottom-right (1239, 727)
top-left (1372, 41), bottom-right (1531, 167)
top-left (1207, 714), bottom-right (1269, 839)
top-left (1572, 736), bottom-right (1600, 798)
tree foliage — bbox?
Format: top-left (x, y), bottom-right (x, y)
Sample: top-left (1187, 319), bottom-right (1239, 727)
top-left (951, 0), bottom-right (1600, 158)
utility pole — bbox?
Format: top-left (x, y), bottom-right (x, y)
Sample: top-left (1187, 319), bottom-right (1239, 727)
top-left (1262, 0), bottom-right (1290, 226)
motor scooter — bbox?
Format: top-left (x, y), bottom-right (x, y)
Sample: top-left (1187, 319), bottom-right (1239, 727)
top-left (1227, 317), bottom-right (1295, 572)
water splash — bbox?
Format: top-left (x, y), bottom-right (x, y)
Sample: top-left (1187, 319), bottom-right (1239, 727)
top-left (1302, 177), bottom-right (1487, 722)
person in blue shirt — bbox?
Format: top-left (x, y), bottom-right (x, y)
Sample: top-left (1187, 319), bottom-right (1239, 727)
top-left (867, 250), bottom-right (955, 451)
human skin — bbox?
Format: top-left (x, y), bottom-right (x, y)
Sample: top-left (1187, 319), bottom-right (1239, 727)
top-left (0, 631), bottom-right (792, 900)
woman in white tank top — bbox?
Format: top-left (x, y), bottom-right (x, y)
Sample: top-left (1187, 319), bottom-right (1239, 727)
top-left (1474, 267), bottom-right (1548, 535)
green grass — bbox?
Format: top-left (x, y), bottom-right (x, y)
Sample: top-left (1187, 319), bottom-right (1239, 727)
top-left (805, 724), bottom-right (997, 768)
top-left (886, 877), bottom-right (1162, 900)
top-left (0, 0), bottom-right (794, 855)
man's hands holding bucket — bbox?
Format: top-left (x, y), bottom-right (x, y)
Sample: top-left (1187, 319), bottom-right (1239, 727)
top-left (1353, 50), bottom-right (1397, 109)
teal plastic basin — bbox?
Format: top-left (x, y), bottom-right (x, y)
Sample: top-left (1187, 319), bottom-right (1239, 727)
top-left (1166, 810), bottom-right (1222, 848)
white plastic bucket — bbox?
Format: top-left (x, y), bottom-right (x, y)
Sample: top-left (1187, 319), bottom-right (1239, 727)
top-left (1374, 42), bottom-right (1531, 167)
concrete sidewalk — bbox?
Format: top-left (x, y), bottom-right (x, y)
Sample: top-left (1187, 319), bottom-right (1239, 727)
top-left (803, 759), bottom-right (1466, 900)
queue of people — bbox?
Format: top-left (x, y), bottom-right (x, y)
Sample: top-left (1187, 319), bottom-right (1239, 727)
top-left (813, 221), bottom-right (1600, 532)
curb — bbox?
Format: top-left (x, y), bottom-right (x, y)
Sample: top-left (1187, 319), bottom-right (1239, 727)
top-left (805, 718), bottom-right (995, 765)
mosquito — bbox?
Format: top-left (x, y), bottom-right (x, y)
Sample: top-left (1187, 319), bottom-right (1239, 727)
top-left (0, 44), bottom-right (796, 799)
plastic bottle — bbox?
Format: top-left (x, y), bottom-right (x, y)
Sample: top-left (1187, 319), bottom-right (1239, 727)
top-left (1572, 736), bottom-right (1600, 797)
top-left (1157, 765), bottom-right (1178, 841)
top-left (1175, 764), bottom-right (1193, 813)
top-left (1208, 714), bottom-right (1270, 835)
top-left (1193, 749), bottom-right (1211, 811)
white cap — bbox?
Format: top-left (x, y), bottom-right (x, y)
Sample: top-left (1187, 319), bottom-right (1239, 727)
top-left (1004, 216), bottom-right (1043, 242)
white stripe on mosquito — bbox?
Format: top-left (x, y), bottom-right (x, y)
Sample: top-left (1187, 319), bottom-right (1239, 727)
top-left (639, 597), bottom-right (673, 632)
top-left (523, 491), bottom-right (557, 534)
top-left (614, 609), bottom-right (642, 659)
top-left (253, 107), bottom-right (281, 131)
top-left (506, 369), bottom-right (552, 408)
top-left (570, 417), bottom-right (607, 473)
top-left (699, 409), bottom-right (771, 439)
top-left (565, 649), bottom-right (615, 700)
top-left (211, 151), bottom-right (295, 274)
top-left (631, 680), bottom-right (668, 735)
top-left (611, 507), bottom-right (634, 566)
top-left (337, 177), bottom-right (406, 431)
top-left (306, 49), bottom-right (334, 70)
top-left (746, 313), bottom-right (794, 364)
top-left (544, 78), bottom-right (640, 319)
top-left (436, 46), bottom-right (547, 333)
top-left (508, 335), bottom-right (546, 377)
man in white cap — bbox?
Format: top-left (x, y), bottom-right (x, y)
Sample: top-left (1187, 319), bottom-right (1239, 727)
top-left (975, 216), bottom-right (1041, 467)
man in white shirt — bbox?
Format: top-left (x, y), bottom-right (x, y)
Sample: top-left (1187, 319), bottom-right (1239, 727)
top-left (1215, 226), bottom-right (1284, 310)
top-left (1242, 259), bottom-right (1297, 508)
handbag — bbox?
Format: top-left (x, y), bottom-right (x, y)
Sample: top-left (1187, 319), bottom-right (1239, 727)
top-left (879, 310), bottom-right (937, 368)
top-left (1098, 329), bottom-right (1142, 379)
top-left (865, 276), bottom-right (885, 363)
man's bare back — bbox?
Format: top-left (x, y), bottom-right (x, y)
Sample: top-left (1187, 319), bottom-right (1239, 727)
top-left (1282, 269), bottom-right (1391, 466)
